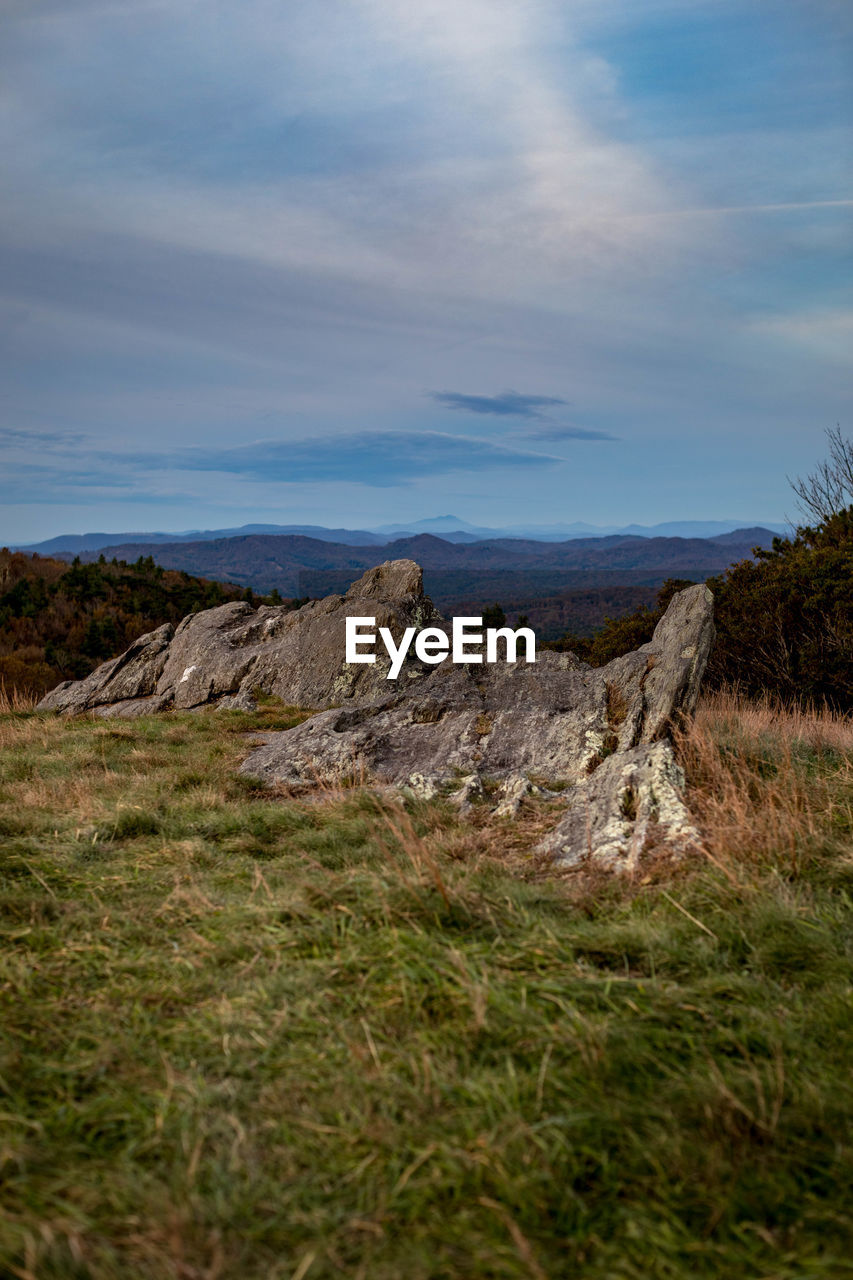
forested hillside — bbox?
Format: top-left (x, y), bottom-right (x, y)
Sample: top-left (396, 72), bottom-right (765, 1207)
top-left (67, 528), bottom-right (775, 597)
top-left (546, 509), bottom-right (853, 708)
top-left (0, 550), bottom-right (289, 697)
top-left (59, 527), bottom-right (774, 638)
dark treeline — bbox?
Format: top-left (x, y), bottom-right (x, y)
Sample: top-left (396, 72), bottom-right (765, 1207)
top-left (545, 508), bottom-right (853, 709)
top-left (453, 584), bottom-right (661, 638)
top-left (0, 550), bottom-right (295, 698)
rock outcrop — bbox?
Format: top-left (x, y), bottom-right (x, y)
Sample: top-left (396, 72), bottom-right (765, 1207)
top-left (240, 576), bottom-right (714, 868)
top-left (37, 560), bottom-right (441, 717)
top-left (38, 559), bottom-right (714, 868)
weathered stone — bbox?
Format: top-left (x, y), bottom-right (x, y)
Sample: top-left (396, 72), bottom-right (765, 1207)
top-left (37, 560), bottom-right (714, 868)
top-left (37, 623), bottom-right (174, 713)
top-left (36, 561), bottom-right (442, 717)
top-left (241, 581), bottom-right (715, 867)
top-left (537, 740), bottom-right (698, 870)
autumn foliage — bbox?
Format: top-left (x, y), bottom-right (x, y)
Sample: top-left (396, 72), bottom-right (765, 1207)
top-left (0, 549), bottom-right (287, 699)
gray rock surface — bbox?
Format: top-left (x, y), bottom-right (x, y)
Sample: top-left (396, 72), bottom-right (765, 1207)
top-left (241, 578), bottom-right (715, 868)
top-left (37, 560), bottom-right (442, 716)
top-left (37, 559), bottom-right (714, 868)
top-left (537, 741), bottom-right (697, 871)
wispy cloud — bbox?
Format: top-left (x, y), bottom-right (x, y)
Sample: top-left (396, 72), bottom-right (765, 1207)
top-left (429, 390), bottom-right (617, 441)
top-left (748, 307), bottom-right (853, 364)
top-left (0, 0), bottom-right (848, 539)
top-left (0, 427), bottom-right (89, 449)
top-left (429, 389), bottom-right (568, 419)
top-left (616, 199), bottom-right (853, 224)
top-left (532, 424), bottom-right (617, 442)
top-left (132, 430), bottom-right (556, 487)
top-left (0, 463), bottom-right (175, 505)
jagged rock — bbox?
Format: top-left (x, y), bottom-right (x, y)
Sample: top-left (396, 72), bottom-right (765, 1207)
top-left (241, 580), bottom-right (715, 867)
top-left (38, 623), bottom-right (175, 716)
top-left (37, 558), bottom-right (715, 868)
top-left (537, 741), bottom-right (698, 870)
top-left (37, 560), bottom-right (442, 717)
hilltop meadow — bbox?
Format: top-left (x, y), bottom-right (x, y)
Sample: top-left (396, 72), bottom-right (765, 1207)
top-left (2, 0), bottom-right (850, 1269)
top-left (0, 684), bottom-right (851, 1278)
top-left (3, 456), bottom-right (853, 1277)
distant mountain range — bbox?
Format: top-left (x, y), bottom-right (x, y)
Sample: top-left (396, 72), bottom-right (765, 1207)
top-left (30, 527), bottom-right (779, 640)
top-left (13, 514), bottom-right (788, 556)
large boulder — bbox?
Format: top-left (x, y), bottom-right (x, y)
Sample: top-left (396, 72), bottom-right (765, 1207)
top-left (37, 560), bottom-right (441, 717)
top-left (241, 579), bottom-right (715, 868)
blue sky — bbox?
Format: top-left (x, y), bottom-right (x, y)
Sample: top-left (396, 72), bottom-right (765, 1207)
top-left (1, 0), bottom-right (850, 541)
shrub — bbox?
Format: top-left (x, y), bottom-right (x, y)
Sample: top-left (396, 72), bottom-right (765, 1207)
top-left (705, 509), bottom-right (853, 706)
top-left (546, 512), bottom-right (853, 709)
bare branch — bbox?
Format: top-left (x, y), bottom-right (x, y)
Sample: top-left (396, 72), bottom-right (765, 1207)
top-left (789, 426), bottom-right (853, 524)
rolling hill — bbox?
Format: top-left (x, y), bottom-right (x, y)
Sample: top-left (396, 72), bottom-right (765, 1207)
top-left (63, 527), bottom-right (776, 637)
top-left (16, 517), bottom-right (787, 555)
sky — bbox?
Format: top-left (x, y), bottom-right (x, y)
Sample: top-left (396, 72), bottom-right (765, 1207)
top-left (1, 0), bottom-right (851, 543)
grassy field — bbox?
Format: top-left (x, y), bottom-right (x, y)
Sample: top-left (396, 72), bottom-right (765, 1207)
top-left (0, 690), bottom-right (851, 1279)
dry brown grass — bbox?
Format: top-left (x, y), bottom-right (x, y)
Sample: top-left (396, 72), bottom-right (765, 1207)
top-left (675, 687), bottom-right (853, 880)
top-left (697, 685), bottom-right (853, 754)
top-left (0, 679), bottom-right (37, 714)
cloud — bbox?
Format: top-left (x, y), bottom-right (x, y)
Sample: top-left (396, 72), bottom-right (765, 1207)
top-left (0, 462), bottom-right (180, 505)
top-left (0, 0), bottom-right (847, 536)
top-left (531, 424), bottom-right (617, 442)
top-left (0, 426), bottom-right (89, 449)
top-left (749, 308), bottom-right (853, 365)
top-left (429, 390), bottom-right (617, 440)
top-left (0, 420), bottom-right (610, 509)
top-left (0, 0), bottom-right (694, 314)
top-left (429, 389), bottom-right (568, 419)
top-left (146, 430), bottom-right (556, 487)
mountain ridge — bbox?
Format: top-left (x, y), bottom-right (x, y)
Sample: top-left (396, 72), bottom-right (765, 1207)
top-left (13, 517), bottom-right (788, 555)
top-left (54, 527), bottom-right (778, 605)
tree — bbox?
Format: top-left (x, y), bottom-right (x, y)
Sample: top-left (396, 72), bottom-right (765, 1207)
top-left (482, 603), bottom-right (506, 629)
top-left (704, 509), bottom-right (853, 705)
top-left (81, 618), bottom-right (103, 657)
top-left (789, 425), bottom-right (853, 524)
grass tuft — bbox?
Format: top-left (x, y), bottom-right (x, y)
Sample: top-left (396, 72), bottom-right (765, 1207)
top-left (0, 678), bottom-right (37, 714)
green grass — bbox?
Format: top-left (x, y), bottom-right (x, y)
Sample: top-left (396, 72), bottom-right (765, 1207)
top-left (0, 698), bottom-right (851, 1279)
